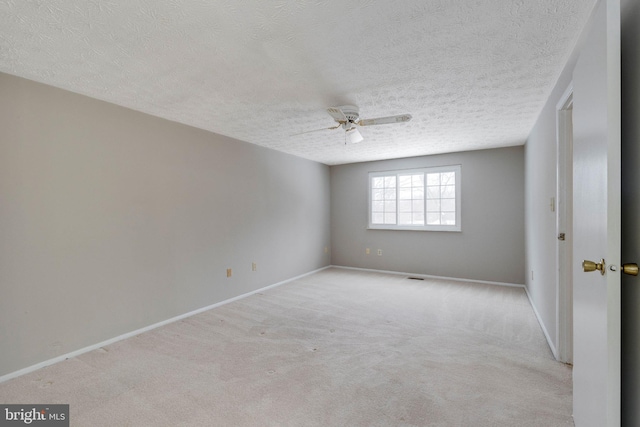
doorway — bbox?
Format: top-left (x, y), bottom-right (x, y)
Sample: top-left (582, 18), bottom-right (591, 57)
top-left (556, 84), bottom-right (573, 364)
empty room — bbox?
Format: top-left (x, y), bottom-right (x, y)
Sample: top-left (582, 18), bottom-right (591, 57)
top-left (1, 1), bottom-right (639, 426)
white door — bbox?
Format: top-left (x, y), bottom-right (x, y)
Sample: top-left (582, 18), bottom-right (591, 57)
top-left (572, 0), bottom-right (621, 426)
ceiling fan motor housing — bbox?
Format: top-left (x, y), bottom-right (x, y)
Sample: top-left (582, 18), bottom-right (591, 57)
top-left (339, 105), bottom-right (360, 123)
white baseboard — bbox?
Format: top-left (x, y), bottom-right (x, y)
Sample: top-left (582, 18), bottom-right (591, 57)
top-left (0, 266), bottom-right (331, 384)
top-left (523, 286), bottom-right (559, 360)
top-left (330, 265), bottom-right (559, 360)
top-left (330, 265), bottom-right (525, 288)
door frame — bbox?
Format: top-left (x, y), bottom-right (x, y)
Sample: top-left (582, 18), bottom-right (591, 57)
top-left (556, 83), bottom-right (574, 364)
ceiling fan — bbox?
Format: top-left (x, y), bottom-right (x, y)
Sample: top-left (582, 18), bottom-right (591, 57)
top-left (295, 105), bottom-right (412, 144)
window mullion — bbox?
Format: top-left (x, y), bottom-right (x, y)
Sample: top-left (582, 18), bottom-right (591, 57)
top-left (422, 172), bottom-right (427, 225)
top-left (395, 173), bottom-right (400, 225)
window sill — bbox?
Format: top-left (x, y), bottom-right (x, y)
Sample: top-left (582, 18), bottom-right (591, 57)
top-left (367, 225), bottom-right (462, 232)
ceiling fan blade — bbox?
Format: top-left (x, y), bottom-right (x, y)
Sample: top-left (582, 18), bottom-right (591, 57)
top-left (358, 114), bottom-right (412, 126)
top-left (346, 126), bottom-right (363, 144)
top-left (327, 107), bottom-right (347, 122)
top-left (291, 124), bottom-right (340, 136)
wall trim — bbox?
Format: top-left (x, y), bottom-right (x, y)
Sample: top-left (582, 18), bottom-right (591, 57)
top-left (2, 265), bottom-right (561, 383)
top-left (523, 286), bottom-right (560, 360)
top-left (331, 265), bottom-right (525, 288)
top-left (331, 265), bottom-right (560, 359)
top-left (0, 266), bottom-right (331, 384)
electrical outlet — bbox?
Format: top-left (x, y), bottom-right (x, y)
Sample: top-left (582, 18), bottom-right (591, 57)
top-left (227, 268), bottom-right (232, 278)
top-left (377, 249), bottom-right (382, 256)
top-left (366, 248), bottom-right (370, 255)
top-left (252, 263), bottom-right (257, 271)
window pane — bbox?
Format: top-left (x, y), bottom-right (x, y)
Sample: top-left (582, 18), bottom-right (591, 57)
top-left (373, 189), bottom-right (384, 201)
top-left (373, 201), bottom-right (384, 212)
top-left (441, 199), bottom-right (456, 212)
top-left (384, 176), bottom-right (396, 187)
top-left (426, 199), bottom-right (441, 212)
top-left (427, 213), bottom-right (440, 225)
top-left (384, 213), bottom-right (396, 224)
top-left (426, 186), bottom-right (440, 199)
top-left (384, 201), bottom-right (396, 212)
top-left (413, 213), bottom-right (425, 224)
top-left (372, 177), bottom-right (384, 188)
top-left (398, 175), bottom-right (412, 187)
top-left (398, 200), bottom-right (412, 213)
top-left (372, 213), bottom-right (384, 224)
top-left (412, 174), bottom-right (424, 186)
top-left (441, 212), bottom-right (456, 225)
top-left (412, 200), bottom-right (424, 213)
top-left (441, 185), bottom-right (455, 198)
top-left (398, 213), bottom-right (412, 225)
top-left (399, 188), bottom-right (412, 200)
top-left (412, 187), bottom-right (424, 199)
top-left (441, 172), bottom-right (455, 185)
top-left (426, 173), bottom-right (440, 185)
top-left (384, 189), bottom-right (396, 200)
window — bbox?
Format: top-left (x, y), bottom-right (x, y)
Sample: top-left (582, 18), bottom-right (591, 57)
top-left (369, 165), bottom-right (461, 231)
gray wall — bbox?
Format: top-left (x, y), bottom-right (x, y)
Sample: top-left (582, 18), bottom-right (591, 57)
top-left (0, 73), bottom-right (331, 377)
top-left (621, 0), bottom-right (640, 423)
top-left (524, 55), bottom-right (575, 352)
top-left (330, 147), bottom-right (525, 284)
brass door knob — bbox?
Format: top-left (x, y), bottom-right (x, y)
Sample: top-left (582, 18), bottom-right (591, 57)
top-left (621, 263), bottom-right (639, 276)
top-left (583, 259), bottom-right (606, 275)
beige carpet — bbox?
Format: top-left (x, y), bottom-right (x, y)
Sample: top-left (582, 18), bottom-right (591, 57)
top-left (0, 268), bottom-right (573, 426)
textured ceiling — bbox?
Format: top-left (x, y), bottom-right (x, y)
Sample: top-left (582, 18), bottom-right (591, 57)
top-left (1, 0), bottom-right (596, 165)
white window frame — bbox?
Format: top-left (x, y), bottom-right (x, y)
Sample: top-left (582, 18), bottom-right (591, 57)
top-left (368, 165), bottom-right (462, 232)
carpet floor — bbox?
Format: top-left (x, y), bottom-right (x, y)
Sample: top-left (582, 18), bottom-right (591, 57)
top-left (0, 268), bottom-right (573, 426)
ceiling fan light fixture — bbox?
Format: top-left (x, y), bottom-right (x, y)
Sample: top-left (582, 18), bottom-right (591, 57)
top-left (346, 126), bottom-right (363, 144)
